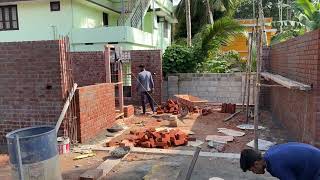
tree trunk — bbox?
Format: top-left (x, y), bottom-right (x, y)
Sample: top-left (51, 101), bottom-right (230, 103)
top-left (185, 0), bottom-right (192, 46)
top-left (206, 0), bottom-right (214, 24)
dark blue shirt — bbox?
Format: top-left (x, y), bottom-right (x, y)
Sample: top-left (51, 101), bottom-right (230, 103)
top-left (264, 143), bottom-right (320, 180)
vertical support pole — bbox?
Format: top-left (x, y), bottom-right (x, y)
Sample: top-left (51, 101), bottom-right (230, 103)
top-left (15, 135), bottom-right (24, 180)
top-left (185, 0), bottom-right (192, 46)
top-left (254, 29), bottom-right (262, 151)
top-left (246, 30), bottom-right (254, 123)
top-left (105, 45), bottom-right (112, 83)
top-left (118, 61), bottom-right (124, 113)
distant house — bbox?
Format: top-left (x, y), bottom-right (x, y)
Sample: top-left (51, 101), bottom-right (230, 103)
top-left (0, 0), bottom-right (176, 51)
top-left (222, 18), bottom-right (277, 57)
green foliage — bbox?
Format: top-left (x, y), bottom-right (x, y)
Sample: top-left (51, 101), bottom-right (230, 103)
top-left (293, 0), bottom-right (320, 31)
top-left (199, 17), bottom-right (245, 58)
top-left (235, 0), bottom-right (287, 20)
top-left (162, 44), bottom-right (197, 77)
top-left (174, 0), bottom-right (243, 39)
top-left (271, 28), bottom-right (305, 44)
top-left (199, 50), bottom-right (243, 73)
top-left (163, 18), bottom-right (245, 75)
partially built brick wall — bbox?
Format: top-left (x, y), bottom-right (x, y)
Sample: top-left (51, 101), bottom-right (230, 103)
top-left (263, 30), bottom-right (320, 146)
top-left (71, 52), bottom-right (106, 87)
top-left (131, 50), bottom-right (163, 105)
top-left (0, 40), bottom-right (65, 144)
top-left (75, 83), bottom-right (116, 143)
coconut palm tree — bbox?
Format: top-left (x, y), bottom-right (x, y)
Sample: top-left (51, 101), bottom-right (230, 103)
top-left (185, 0), bottom-right (192, 46)
top-left (174, 0), bottom-right (242, 39)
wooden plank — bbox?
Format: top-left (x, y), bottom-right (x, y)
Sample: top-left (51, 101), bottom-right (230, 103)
top-left (86, 146), bottom-right (240, 159)
top-left (80, 169), bottom-right (103, 180)
top-left (97, 158), bottom-right (122, 176)
top-left (261, 72), bottom-right (311, 91)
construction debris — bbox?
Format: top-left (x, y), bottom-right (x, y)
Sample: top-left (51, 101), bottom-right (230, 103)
top-left (247, 139), bottom-right (275, 151)
top-left (223, 111), bottom-right (242, 122)
top-left (237, 124), bottom-right (266, 130)
top-left (221, 103), bottom-right (236, 114)
top-left (73, 153), bottom-right (96, 160)
top-left (110, 147), bottom-right (130, 158)
top-left (208, 141), bottom-right (225, 152)
top-left (107, 124), bottom-right (125, 133)
top-left (157, 99), bottom-right (180, 114)
top-left (205, 135), bottom-right (234, 144)
top-left (106, 128), bottom-right (189, 149)
top-left (217, 128), bottom-right (245, 137)
top-left (188, 140), bottom-right (204, 147)
top-left (201, 107), bottom-right (213, 116)
top-left (79, 169), bottom-right (103, 180)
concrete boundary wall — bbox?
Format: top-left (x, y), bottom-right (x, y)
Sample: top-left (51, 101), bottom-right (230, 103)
top-left (163, 73), bottom-right (254, 104)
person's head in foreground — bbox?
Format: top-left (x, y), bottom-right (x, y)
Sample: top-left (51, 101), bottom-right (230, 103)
top-left (240, 149), bottom-right (266, 174)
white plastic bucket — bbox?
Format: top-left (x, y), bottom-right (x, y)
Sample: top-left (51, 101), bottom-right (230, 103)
top-left (57, 137), bottom-right (70, 154)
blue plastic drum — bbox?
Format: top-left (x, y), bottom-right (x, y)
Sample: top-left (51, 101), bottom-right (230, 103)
top-left (6, 126), bottom-right (61, 180)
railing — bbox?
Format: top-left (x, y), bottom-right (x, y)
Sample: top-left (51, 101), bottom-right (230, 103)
top-left (117, 0), bottom-right (138, 26)
top-left (131, 0), bottom-right (151, 29)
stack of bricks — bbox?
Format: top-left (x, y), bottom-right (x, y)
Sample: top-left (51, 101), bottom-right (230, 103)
top-left (220, 103), bottom-right (236, 114)
top-left (106, 128), bottom-right (189, 149)
top-left (157, 99), bottom-right (179, 114)
top-left (124, 105), bottom-right (134, 118)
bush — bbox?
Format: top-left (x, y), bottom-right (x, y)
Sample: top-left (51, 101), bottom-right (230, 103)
top-left (162, 44), bottom-right (197, 77)
top-left (199, 50), bottom-right (245, 73)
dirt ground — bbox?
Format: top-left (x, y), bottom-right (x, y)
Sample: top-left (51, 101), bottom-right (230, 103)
top-left (0, 109), bottom-right (294, 179)
top-left (0, 151), bottom-right (110, 180)
top-left (103, 110), bottom-right (294, 153)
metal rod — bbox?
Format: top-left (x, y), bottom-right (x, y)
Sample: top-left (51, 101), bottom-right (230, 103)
top-left (185, 147), bottom-right (201, 180)
top-left (15, 135), bottom-right (24, 180)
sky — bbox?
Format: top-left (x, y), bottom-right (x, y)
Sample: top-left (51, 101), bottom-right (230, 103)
top-left (173, 0), bottom-right (181, 6)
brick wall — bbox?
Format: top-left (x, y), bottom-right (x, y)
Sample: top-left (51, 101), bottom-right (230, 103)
top-left (71, 52), bottom-right (106, 87)
top-left (75, 83), bottom-right (116, 143)
top-left (0, 40), bottom-right (65, 144)
top-left (263, 30), bottom-right (320, 145)
top-left (131, 50), bottom-right (163, 105)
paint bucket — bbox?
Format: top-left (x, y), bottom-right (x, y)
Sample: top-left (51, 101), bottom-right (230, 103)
top-left (57, 137), bottom-right (70, 154)
top-left (6, 126), bottom-right (62, 180)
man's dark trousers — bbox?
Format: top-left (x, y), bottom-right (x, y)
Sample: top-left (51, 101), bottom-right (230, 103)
top-left (140, 91), bottom-right (155, 114)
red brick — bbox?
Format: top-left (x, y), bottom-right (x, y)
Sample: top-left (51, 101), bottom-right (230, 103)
top-left (187, 136), bottom-right (196, 141)
top-left (141, 141), bottom-right (151, 148)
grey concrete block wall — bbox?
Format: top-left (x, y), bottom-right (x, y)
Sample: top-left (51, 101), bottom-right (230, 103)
top-left (162, 73), bottom-right (255, 104)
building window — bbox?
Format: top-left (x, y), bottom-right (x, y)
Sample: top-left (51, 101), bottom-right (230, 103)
top-left (103, 13), bottom-right (108, 26)
top-left (0, 5), bottom-right (19, 31)
top-left (164, 20), bottom-right (168, 38)
top-left (50, 2), bottom-right (60, 11)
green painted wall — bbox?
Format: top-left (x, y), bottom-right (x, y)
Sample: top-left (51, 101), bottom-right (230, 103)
top-left (0, 0), bottom-right (171, 51)
top-left (0, 0), bottom-right (73, 41)
top-left (143, 12), bottom-right (153, 33)
top-left (109, 14), bottom-right (119, 26)
top-left (72, 1), bottom-right (103, 28)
